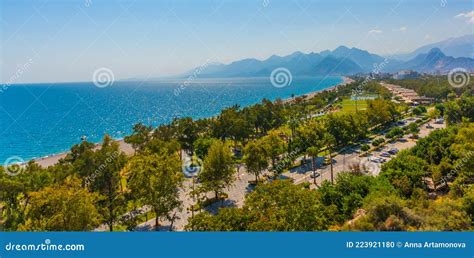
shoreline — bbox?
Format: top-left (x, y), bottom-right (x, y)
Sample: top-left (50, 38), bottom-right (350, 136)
top-left (282, 76), bottom-right (354, 104)
top-left (33, 76), bottom-right (353, 168)
top-left (35, 139), bottom-right (135, 167)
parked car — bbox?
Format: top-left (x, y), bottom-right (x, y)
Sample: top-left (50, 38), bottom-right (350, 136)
top-left (388, 148), bottom-right (399, 155)
top-left (323, 157), bottom-right (334, 166)
top-left (370, 157), bottom-right (386, 163)
top-left (435, 118), bottom-right (444, 124)
top-left (426, 124), bottom-right (434, 129)
top-left (380, 152), bottom-right (391, 157)
top-left (399, 138), bottom-right (408, 142)
top-left (310, 172), bottom-right (321, 178)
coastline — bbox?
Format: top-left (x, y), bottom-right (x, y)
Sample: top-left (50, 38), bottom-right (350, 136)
top-left (35, 139), bottom-right (135, 167)
top-left (283, 76), bottom-right (354, 104)
top-left (34, 76), bottom-right (353, 168)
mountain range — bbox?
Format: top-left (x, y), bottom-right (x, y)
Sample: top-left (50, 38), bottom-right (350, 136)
top-left (180, 34), bottom-right (474, 78)
top-left (393, 34), bottom-right (474, 60)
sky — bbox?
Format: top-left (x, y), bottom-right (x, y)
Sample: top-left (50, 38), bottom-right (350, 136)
top-left (1, 0), bottom-right (473, 83)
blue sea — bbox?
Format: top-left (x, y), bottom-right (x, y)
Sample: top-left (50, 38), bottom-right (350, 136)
top-left (0, 76), bottom-right (342, 162)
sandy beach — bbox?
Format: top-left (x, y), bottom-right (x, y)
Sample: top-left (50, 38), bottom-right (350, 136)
top-left (283, 76), bottom-right (354, 104)
top-left (35, 139), bottom-right (135, 167)
top-left (34, 76), bottom-right (353, 168)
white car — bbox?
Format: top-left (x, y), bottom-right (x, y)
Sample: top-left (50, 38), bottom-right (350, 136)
top-left (370, 157), bottom-right (386, 163)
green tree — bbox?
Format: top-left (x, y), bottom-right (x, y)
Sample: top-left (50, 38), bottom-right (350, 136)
top-left (198, 140), bottom-right (235, 200)
top-left (324, 133), bottom-right (336, 184)
top-left (0, 174), bottom-right (26, 230)
top-left (124, 123), bottom-right (152, 153)
top-left (413, 106), bottom-right (427, 116)
top-left (212, 105), bottom-right (252, 142)
top-left (243, 140), bottom-right (268, 183)
top-left (260, 131), bottom-right (286, 171)
top-left (126, 153), bottom-right (183, 231)
top-left (187, 181), bottom-right (337, 231)
top-left (361, 144), bottom-right (370, 156)
top-left (172, 117), bottom-right (198, 154)
top-left (19, 178), bottom-right (101, 231)
top-left (194, 137), bottom-right (217, 160)
top-left (428, 108), bottom-right (441, 120)
top-left (422, 197), bottom-right (471, 231)
top-left (325, 113), bottom-right (353, 146)
top-left (386, 127), bottom-right (404, 140)
top-left (88, 135), bottom-right (127, 231)
top-left (444, 100), bottom-right (462, 125)
top-left (380, 151), bottom-right (427, 197)
top-left (407, 122), bottom-right (420, 138)
top-left (306, 146), bottom-right (320, 184)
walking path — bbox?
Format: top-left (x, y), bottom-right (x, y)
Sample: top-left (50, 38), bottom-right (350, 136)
top-left (134, 117), bottom-right (444, 231)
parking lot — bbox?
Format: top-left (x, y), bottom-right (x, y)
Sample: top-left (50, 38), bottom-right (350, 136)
top-left (287, 117), bottom-right (446, 184)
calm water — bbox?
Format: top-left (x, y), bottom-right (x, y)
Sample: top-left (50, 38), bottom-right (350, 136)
top-left (0, 76), bottom-right (341, 161)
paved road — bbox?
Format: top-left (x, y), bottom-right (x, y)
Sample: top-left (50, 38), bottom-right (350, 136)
top-left (288, 118), bottom-right (445, 185)
top-left (135, 118), bottom-right (445, 231)
top-left (135, 166), bottom-right (265, 231)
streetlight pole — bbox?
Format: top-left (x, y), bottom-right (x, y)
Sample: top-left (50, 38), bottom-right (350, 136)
top-left (191, 176), bottom-right (195, 220)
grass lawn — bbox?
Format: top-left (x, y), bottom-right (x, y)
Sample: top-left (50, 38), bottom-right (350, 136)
top-left (339, 98), bottom-right (369, 112)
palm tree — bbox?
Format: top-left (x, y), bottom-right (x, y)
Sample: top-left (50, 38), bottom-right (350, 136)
top-left (324, 134), bottom-right (336, 184)
top-left (306, 146), bottom-right (319, 185)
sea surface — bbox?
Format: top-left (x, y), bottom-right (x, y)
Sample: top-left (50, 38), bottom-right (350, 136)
top-left (0, 76), bottom-right (342, 161)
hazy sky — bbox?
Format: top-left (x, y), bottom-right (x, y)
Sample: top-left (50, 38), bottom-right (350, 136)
top-left (1, 0), bottom-right (473, 83)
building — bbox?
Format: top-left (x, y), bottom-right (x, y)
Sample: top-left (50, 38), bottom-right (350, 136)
top-left (380, 82), bottom-right (434, 105)
top-left (392, 70), bottom-right (419, 80)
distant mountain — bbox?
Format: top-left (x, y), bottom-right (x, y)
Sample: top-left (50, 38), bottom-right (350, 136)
top-left (394, 34), bottom-right (474, 60)
top-left (323, 46), bottom-right (386, 71)
top-left (312, 55), bottom-right (364, 75)
top-left (177, 42), bottom-right (474, 79)
top-left (180, 46), bottom-right (384, 78)
top-left (396, 48), bottom-right (474, 73)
